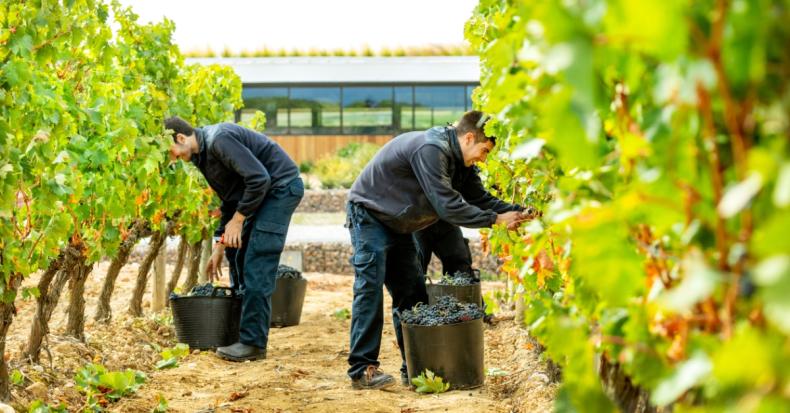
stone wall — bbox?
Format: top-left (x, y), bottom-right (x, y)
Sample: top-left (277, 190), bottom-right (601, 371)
top-left (295, 189), bottom-right (348, 213)
top-left (290, 239), bottom-right (499, 276)
top-left (130, 237), bottom-right (500, 277)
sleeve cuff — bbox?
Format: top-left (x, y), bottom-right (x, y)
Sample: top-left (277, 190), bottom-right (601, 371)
top-left (236, 206), bottom-right (255, 218)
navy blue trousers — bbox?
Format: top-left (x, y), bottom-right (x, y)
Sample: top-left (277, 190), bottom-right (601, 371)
top-left (225, 178), bottom-right (304, 349)
top-left (346, 202), bottom-right (428, 379)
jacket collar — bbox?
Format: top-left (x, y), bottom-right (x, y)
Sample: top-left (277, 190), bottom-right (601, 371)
top-left (191, 127), bottom-right (207, 167)
top-left (446, 126), bottom-right (465, 166)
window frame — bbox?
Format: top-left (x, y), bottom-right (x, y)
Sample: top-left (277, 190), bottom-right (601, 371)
top-left (236, 82), bottom-right (479, 136)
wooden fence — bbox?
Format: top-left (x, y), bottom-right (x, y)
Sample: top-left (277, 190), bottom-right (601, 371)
top-left (269, 135), bottom-right (392, 164)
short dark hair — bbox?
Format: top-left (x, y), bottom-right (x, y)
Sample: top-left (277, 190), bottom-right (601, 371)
top-left (164, 116), bottom-right (194, 142)
top-left (455, 111), bottom-right (495, 145)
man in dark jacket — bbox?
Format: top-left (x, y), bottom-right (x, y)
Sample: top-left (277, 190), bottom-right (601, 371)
top-left (345, 111), bottom-right (526, 390)
top-left (166, 116), bottom-right (303, 362)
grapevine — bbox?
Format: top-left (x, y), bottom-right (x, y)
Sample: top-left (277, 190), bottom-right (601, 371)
top-left (0, 0), bottom-right (241, 398)
top-left (467, 0), bottom-right (790, 411)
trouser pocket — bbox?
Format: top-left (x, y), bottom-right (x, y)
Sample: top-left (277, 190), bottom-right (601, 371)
top-left (351, 250), bottom-right (380, 293)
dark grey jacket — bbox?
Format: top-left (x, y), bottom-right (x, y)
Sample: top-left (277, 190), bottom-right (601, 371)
top-left (349, 126), bottom-right (518, 233)
top-left (191, 123), bottom-right (299, 221)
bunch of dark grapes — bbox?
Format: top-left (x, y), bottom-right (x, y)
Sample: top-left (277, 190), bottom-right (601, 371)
top-left (277, 264), bottom-right (304, 280)
top-left (169, 283), bottom-right (220, 299)
top-left (189, 283), bottom-right (216, 296)
top-left (437, 270), bottom-right (479, 286)
top-left (401, 296), bottom-right (484, 326)
top-left (522, 205), bottom-right (542, 219)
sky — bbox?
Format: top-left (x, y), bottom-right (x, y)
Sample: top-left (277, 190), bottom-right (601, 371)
top-left (116, 0), bottom-right (479, 53)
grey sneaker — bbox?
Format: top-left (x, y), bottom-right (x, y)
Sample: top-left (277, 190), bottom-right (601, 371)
top-left (351, 365), bottom-right (395, 390)
top-left (216, 342), bottom-right (266, 362)
top-left (401, 371), bottom-right (410, 386)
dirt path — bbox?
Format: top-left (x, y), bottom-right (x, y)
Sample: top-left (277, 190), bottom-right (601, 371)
top-left (111, 274), bottom-right (556, 412)
top-left (5, 264), bottom-right (555, 412)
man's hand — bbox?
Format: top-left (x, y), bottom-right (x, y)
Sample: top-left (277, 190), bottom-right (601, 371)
top-left (207, 243), bottom-right (226, 283)
top-left (223, 212), bottom-right (246, 248)
top-left (496, 211), bottom-right (524, 230)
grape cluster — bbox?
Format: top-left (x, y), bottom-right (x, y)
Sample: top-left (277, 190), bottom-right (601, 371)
top-left (522, 205), bottom-right (542, 219)
top-left (436, 270), bottom-right (479, 286)
top-left (169, 283), bottom-right (232, 299)
top-left (277, 264), bottom-right (304, 280)
top-left (188, 283), bottom-right (216, 296)
top-left (401, 296), bottom-right (484, 326)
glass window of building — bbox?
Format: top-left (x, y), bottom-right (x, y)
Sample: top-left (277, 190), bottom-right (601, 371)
top-left (290, 87), bottom-right (341, 134)
top-left (241, 87), bottom-right (289, 134)
top-left (342, 86), bottom-right (393, 135)
top-left (394, 86), bottom-right (414, 131)
top-left (238, 83), bottom-right (477, 135)
top-left (414, 86), bottom-right (467, 130)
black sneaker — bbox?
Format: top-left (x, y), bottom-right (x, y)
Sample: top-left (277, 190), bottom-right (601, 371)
top-left (401, 371), bottom-right (410, 386)
top-left (351, 365), bottom-right (395, 390)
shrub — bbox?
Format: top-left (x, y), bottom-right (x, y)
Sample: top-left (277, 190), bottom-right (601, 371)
top-left (298, 160), bottom-right (314, 173)
top-left (313, 143), bottom-right (380, 188)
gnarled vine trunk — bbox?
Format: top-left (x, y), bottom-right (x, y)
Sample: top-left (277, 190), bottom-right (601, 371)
top-left (95, 220), bottom-right (149, 323)
top-left (0, 271), bottom-right (22, 401)
top-left (25, 243), bottom-right (82, 362)
top-left (181, 239), bottom-right (204, 293)
top-left (198, 238), bottom-right (212, 284)
top-left (64, 254), bottom-right (94, 340)
top-left (166, 235), bottom-right (188, 297)
top-left (599, 355), bottom-right (666, 413)
top-left (129, 221), bottom-right (173, 317)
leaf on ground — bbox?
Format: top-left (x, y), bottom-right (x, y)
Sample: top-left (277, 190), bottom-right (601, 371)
top-left (228, 391), bottom-right (248, 401)
top-left (155, 358), bottom-right (178, 370)
top-left (486, 367), bottom-right (510, 377)
top-left (288, 369), bottom-right (311, 380)
top-left (412, 369), bottom-right (451, 394)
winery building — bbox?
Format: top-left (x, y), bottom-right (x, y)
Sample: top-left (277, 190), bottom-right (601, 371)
top-left (187, 56), bottom-right (480, 163)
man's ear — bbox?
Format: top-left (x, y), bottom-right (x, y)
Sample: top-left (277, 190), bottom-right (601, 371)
top-left (175, 133), bottom-right (186, 144)
top-left (463, 132), bottom-right (476, 145)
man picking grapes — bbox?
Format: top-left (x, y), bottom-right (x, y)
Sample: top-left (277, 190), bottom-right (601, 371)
top-left (345, 111), bottom-right (529, 389)
top-left (166, 116), bottom-right (303, 362)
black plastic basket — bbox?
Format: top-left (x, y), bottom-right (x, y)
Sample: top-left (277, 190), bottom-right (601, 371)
top-left (426, 283), bottom-right (482, 306)
top-left (402, 318), bottom-right (485, 389)
top-left (270, 277), bottom-right (308, 327)
top-left (170, 287), bottom-right (241, 350)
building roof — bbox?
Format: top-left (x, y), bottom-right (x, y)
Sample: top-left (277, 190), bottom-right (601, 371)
top-left (185, 56), bottom-right (480, 84)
